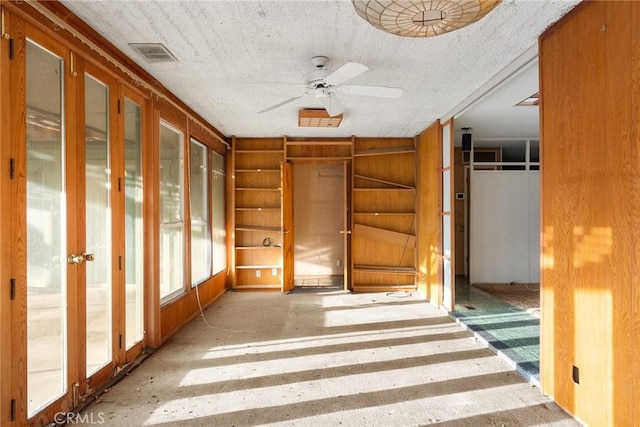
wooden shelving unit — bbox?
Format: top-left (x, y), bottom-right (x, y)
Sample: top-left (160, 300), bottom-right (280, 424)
top-left (284, 137), bottom-right (353, 163)
top-left (351, 138), bottom-right (417, 292)
top-left (232, 138), bottom-right (284, 290)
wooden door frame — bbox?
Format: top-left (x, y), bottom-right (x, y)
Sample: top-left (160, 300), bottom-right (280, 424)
top-left (281, 161), bottom-right (294, 292)
top-left (285, 160), bottom-right (351, 291)
top-left (10, 20), bottom-right (80, 425)
top-left (441, 118), bottom-right (455, 311)
top-left (343, 159), bottom-right (352, 292)
top-left (74, 56), bottom-right (121, 398)
top-left (0, 4), bottom-right (13, 424)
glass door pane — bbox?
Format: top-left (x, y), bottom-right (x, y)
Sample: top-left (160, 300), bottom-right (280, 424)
top-left (124, 98), bottom-right (144, 349)
top-left (190, 139), bottom-right (210, 285)
top-left (211, 152), bottom-right (226, 274)
top-left (84, 74), bottom-right (112, 375)
top-left (26, 39), bottom-right (67, 416)
top-left (159, 122), bottom-right (184, 301)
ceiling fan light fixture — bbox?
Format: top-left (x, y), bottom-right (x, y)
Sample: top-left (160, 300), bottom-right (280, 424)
top-left (352, 0), bottom-right (502, 38)
top-left (313, 87), bottom-right (330, 98)
top-left (413, 10), bottom-right (444, 26)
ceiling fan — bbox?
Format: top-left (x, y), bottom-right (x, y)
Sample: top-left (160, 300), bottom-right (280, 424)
top-left (258, 56), bottom-right (403, 117)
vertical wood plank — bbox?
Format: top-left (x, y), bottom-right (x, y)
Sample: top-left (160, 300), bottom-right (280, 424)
top-left (416, 121), bottom-right (441, 304)
top-left (145, 97), bottom-right (161, 348)
top-left (281, 161), bottom-right (294, 292)
top-left (74, 57), bottom-right (88, 394)
top-left (632, 4), bottom-right (640, 424)
top-left (65, 33), bottom-right (81, 417)
top-left (446, 118), bottom-right (455, 309)
top-left (228, 136), bottom-right (237, 289)
top-left (343, 160), bottom-right (351, 291)
top-left (572, 4), bottom-right (608, 423)
top-left (9, 13), bottom-right (28, 423)
top-left (605, 2), bottom-right (637, 425)
top-left (540, 3), bottom-right (579, 415)
top-left (0, 6), bottom-right (14, 425)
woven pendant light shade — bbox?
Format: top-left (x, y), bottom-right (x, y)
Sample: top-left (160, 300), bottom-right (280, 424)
top-left (352, 0), bottom-right (502, 37)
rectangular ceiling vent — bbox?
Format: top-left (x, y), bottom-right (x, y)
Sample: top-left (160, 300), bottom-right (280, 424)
top-left (129, 43), bottom-right (178, 63)
top-left (298, 109), bottom-right (343, 127)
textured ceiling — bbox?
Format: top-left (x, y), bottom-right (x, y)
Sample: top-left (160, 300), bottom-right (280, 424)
top-left (60, 0), bottom-right (580, 139)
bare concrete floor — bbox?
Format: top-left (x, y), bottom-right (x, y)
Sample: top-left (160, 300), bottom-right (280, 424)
top-left (78, 290), bottom-right (579, 426)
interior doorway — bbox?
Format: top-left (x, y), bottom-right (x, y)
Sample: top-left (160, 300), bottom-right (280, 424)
top-left (293, 164), bottom-right (345, 288)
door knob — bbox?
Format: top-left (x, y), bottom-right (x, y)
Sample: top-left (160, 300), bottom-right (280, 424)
top-left (67, 252), bottom-right (95, 264)
top-left (67, 253), bottom-right (85, 264)
top-left (339, 230), bottom-right (352, 234)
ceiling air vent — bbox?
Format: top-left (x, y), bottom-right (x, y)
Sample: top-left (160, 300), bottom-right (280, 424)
top-left (298, 109), bottom-right (343, 127)
top-left (129, 43), bottom-right (177, 63)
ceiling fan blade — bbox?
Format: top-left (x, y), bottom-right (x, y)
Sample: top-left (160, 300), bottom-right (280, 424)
top-left (257, 93), bottom-right (307, 114)
top-left (338, 84), bottom-right (403, 98)
top-left (324, 62), bottom-right (368, 86)
top-left (320, 93), bottom-right (344, 117)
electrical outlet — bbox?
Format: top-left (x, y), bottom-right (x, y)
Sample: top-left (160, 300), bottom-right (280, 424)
top-left (272, 268), bottom-right (277, 276)
top-left (336, 259), bottom-right (342, 267)
top-left (256, 270), bottom-right (261, 278)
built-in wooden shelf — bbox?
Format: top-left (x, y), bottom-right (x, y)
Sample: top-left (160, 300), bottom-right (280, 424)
top-left (234, 284), bottom-right (281, 290)
top-left (353, 265), bottom-right (416, 274)
top-left (285, 140), bottom-right (352, 146)
top-left (351, 284), bottom-right (416, 292)
top-left (235, 225), bottom-right (282, 232)
top-left (354, 145), bottom-right (415, 157)
top-left (236, 246), bottom-right (282, 250)
top-left (285, 137), bottom-right (352, 163)
top-left (235, 149), bottom-right (284, 154)
top-left (235, 264), bottom-right (281, 269)
top-left (233, 137), bottom-right (286, 292)
top-left (235, 207), bottom-right (281, 211)
top-left (351, 138), bottom-right (417, 292)
top-left (354, 223), bottom-right (416, 248)
top-left (354, 174), bottom-right (415, 190)
top-left (353, 188), bottom-right (416, 192)
top-left (287, 157), bottom-right (352, 162)
top-left (354, 212), bottom-right (415, 215)
top-left (235, 169), bottom-right (281, 173)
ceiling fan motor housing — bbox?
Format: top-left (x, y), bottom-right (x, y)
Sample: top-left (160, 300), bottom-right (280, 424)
top-left (311, 55), bottom-right (329, 68)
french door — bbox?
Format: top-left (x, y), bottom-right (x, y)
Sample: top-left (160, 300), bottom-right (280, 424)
top-left (17, 24), bottom-right (146, 423)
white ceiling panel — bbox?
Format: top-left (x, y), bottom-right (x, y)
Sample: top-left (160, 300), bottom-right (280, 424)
top-left (60, 0), bottom-right (580, 139)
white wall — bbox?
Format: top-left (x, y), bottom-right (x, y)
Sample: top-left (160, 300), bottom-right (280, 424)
top-left (470, 170), bottom-right (539, 284)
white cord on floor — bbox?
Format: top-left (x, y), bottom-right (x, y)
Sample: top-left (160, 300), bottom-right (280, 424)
top-left (386, 291), bottom-right (413, 298)
top-left (194, 284), bottom-right (255, 333)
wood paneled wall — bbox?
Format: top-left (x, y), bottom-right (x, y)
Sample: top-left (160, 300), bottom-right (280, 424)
top-left (416, 121), bottom-right (442, 305)
top-left (0, 2), bottom-right (230, 424)
top-left (540, 2), bottom-right (639, 425)
top-left (351, 137), bottom-right (417, 292)
top-left (160, 273), bottom-right (227, 342)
